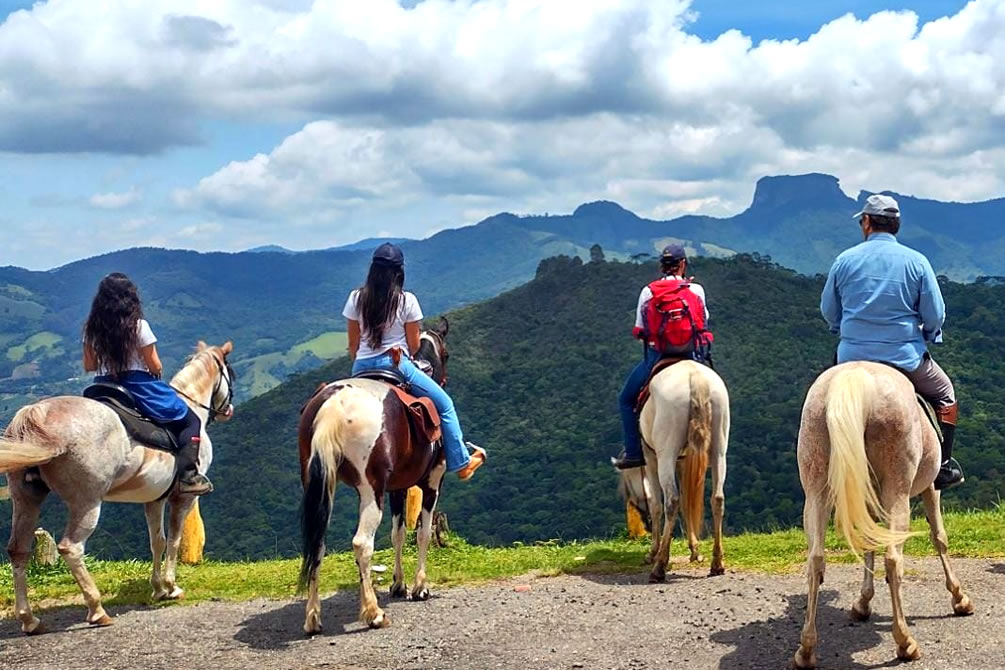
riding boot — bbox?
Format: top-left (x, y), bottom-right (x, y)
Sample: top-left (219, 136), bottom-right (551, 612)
top-left (176, 437), bottom-right (213, 496)
top-left (611, 446), bottom-right (645, 470)
top-left (933, 403), bottom-right (964, 491)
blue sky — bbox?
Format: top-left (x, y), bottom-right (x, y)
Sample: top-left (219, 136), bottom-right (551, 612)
top-left (0, 0), bottom-right (994, 270)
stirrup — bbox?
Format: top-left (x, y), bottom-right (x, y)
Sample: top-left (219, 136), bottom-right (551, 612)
top-left (934, 458), bottom-right (964, 491)
top-left (177, 474), bottom-right (214, 496)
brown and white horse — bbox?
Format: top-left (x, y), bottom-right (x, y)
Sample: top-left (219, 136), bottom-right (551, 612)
top-left (0, 342), bottom-right (235, 634)
top-left (298, 319), bottom-right (450, 635)
top-left (793, 362), bottom-right (973, 668)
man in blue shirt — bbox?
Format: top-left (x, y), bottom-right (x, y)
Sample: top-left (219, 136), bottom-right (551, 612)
top-left (821, 194), bottom-right (964, 489)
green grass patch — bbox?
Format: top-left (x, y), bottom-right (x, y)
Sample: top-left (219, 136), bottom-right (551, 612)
top-left (290, 331), bottom-right (348, 359)
top-left (2, 508), bottom-right (1003, 614)
top-left (6, 331), bottom-right (61, 362)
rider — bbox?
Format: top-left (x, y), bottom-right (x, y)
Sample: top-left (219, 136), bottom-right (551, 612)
top-left (821, 194), bottom-right (964, 490)
top-left (82, 273), bottom-right (213, 495)
top-left (343, 242), bottom-right (486, 481)
top-left (611, 244), bottom-right (710, 469)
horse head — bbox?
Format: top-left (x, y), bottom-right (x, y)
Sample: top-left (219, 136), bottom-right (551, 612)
top-left (616, 466), bottom-right (652, 532)
top-left (178, 340), bottom-right (237, 423)
top-left (415, 317), bottom-right (449, 387)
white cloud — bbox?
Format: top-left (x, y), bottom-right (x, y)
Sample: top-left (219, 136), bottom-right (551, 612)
top-left (89, 187), bottom-right (142, 209)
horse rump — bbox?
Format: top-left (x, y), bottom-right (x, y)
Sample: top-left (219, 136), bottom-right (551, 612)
top-left (0, 403), bottom-right (62, 474)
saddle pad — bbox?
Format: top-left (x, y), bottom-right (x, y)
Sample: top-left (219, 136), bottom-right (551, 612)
top-left (96, 397), bottom-right (178, 453)
top-left (388, 386), bottom-right (442, 445)
top-left (917, 395), bottom-right (943, 443)
top-left (635, 357), bottom-right (685, 413)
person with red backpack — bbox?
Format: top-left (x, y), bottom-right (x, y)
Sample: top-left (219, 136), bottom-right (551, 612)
top-left (612, 244), bottom-right (712, 469)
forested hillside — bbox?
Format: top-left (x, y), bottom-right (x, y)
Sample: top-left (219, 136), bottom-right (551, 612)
top-left (6, 254), bottom-right (1001, 560)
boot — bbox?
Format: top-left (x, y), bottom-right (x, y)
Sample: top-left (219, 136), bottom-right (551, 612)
top-left (456, 442), bottom-right (487, 481)
top-left (176, 437), bottom-right (213, 496)
top-left (933, 403), bottom-right (964, 491)
top-left (611, 447), bottom-right (645, 470)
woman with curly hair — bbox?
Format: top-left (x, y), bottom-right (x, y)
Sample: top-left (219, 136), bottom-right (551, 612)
top-left (82, 273), bottom-right (212, 495)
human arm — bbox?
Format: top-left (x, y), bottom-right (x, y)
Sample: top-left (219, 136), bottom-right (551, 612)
top-left (139, 343), bottom-right (164, 378)
top-left (917, 258), bottom-right (946, 343)
top-left (347, 319), bottom-right (361, 361)
top-left (631, 286), bottom-right (651, 338)
top-left (820, 261), bottom-right (843, 334)
top-left (405, 321), bottom-right (421, 356)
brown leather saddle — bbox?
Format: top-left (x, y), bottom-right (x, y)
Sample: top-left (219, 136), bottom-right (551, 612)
top-left (635, 357), bottom-right (685, 413)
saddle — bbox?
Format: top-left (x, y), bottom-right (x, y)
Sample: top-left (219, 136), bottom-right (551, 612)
top-left (82, 383), bottom-right (179, 452)
top-left (634, 357), bottom-right (685, 413)
top-left (916, 394), bottom-right (943, 442)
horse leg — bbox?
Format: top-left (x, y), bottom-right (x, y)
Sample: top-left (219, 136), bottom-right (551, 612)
top-left (161, 496), bottom-right (197, 600)
top-left (708, 423), bottom-right (727, 576)
top-left (884, 497), bottom-right (921, 662)
top-left (649, 457), bottom-right (679, 583)
top-left (389, 490), bottom-right (408, 598)
top-left (144, 500), bottom-right (169, 601)
top-left (643, 460), bottom-right (661, 565)
top-left (850, 551), bottom-right (875, 621)
top-left (354, 484), bottom-right (388, 628)
top-left (59, 501), bottom-right (112, 626)
top-left (793, 491), bottom-right (829, 669)
top-left (7, 483), bottom-right (46, 634)
top-left (412, 463), bottom-right (445, 601)
top-left (921, 487), bottom-right (973, 616)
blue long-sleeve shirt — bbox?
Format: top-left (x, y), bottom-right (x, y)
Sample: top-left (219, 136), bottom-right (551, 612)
top-left (820, 232), bottom-right (945, 372)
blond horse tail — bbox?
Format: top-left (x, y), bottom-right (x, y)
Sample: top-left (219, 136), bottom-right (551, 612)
top-left (826, 368), bottom-right (914, 556)
top-left (298, 387), bottom-right (382, 592)
top-left (680, 368), bottom-right (712, 543)
top-left (0, 403), bottom-right (61, 474)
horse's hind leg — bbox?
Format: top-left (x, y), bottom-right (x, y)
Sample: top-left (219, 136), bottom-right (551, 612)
top-left (921, 487), bottom-right (974, 616)
top-left (412, 463), bottom-right (446, 601)
top-left (884, 496), bottom-right (921, 661)
top-left (144, 500), bottom-right (169, 600)
top-left (649, 456), bottom-right (679, 583)
top-left (643, 459), bottom-right (662, 566)
top-left (59, 501), bottom-right (112, 626)
top-left (850, 551), bottom-right (875, 621)
top-left (354, 484), bottom-right (388, 628)
top-left (389, 490), bottom-right (408, 598)
top-left (7, 482), bottom-right (47, 634)
top-left (793, 491), bottom-right (829, 669)
top-left (709, 410), bottom-right (728, 576)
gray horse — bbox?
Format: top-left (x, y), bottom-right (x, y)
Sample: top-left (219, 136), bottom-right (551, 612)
top-left (0, 341), bottom-right (235, 634)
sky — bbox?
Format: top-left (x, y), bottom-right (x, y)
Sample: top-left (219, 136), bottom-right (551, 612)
top-left (0, 0), bottom-right (999, 270)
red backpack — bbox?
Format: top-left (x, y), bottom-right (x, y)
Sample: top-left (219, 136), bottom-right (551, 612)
top-left (640, 279), bottom-right (712, 357)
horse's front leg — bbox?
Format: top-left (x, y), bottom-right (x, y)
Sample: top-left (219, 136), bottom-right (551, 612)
top-left (162, 495), bottom-right (197, 600)
top-left (412, 462), bottom-right (446, 601)
top-left (389, 490), bottom-right (408, 598)
top-left (643, 459), bottom-right (661, 565)
top-left (850, 551), bottom-right (875, 621)
top-left (354, 483), bottom-right (388, 628)
top-left (144, 500), bottom-right (169, 600)
top-left (921, 487), bottom-right (974, 616)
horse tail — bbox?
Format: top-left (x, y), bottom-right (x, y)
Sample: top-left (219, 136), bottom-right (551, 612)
top-left (298, 387), bottom-right (382, 593)
top-left (0, 403), bottom-right (61, 474)
top-left (680, 367), bottom-right (712, 543)
top-left (825, 368), bottom-right (914, 556)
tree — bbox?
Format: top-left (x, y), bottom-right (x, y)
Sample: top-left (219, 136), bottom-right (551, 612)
top-left (589, 244), bottom-right (606, 264)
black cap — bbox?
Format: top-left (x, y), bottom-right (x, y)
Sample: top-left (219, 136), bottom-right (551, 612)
top-left (660, 243), bottom-right (687, 262)
top-left (372, 242), bottom-right (404, 267)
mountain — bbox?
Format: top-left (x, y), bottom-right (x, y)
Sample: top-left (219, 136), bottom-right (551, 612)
top-left (6, 254), bottom-right (1000, 560)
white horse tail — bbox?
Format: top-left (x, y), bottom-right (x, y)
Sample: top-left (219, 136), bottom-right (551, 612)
top-left (0, 403), bottom-right (62, 473)
top-left (298, 387), bottom-right (382, 593)
top-left (680, 368), bottom-right (712, 542)
top-left (825, 368), bottom-right (914, 556)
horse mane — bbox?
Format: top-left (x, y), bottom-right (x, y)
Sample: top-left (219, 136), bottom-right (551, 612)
top-left (170, 342), bottom-right (223, 400)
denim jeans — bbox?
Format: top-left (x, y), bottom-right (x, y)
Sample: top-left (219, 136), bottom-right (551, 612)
top-left (618, 346), bottom-right (661, 461)
top-left (352, 353), bottom-right (472, 472)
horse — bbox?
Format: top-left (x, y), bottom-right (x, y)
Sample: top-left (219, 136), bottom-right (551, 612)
top-left (792, 361), bottom-right (974, 668)
top-left (617, 359), bottom-right (730, 582)
top-left (298, 318), bottom-right (451, 635)
top-left (0, 341), bottom-right (236, 634)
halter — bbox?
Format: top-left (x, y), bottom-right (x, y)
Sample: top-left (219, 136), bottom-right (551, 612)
top-left (171, 352), bottom-right (235, 424)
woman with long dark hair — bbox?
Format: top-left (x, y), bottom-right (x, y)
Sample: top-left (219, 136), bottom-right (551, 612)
top-left (343, 243), bottom-right (486, 480)
top-left (82, 273), bottom-right (212, 495)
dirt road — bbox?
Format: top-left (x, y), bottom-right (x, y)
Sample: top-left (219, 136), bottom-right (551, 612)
top-left (2, 558), bottom-right (1003, 669)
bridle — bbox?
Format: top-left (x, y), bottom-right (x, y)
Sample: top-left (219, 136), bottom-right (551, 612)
top-left (171, 352), bottom-right (235, 425)
top-left (418, 330), bottom-right (448, 387)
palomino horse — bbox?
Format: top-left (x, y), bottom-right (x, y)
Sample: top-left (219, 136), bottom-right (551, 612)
top-left (0, 342), bottom-right (235, 634)
top-left (793, 361), bottom-right (973, 668)
top-left (298, 319), bottom-right (450, 634)
top-left (618, 360), bottom-right (730, 582)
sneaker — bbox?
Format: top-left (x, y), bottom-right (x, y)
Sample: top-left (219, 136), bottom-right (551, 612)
top-left (456, 443), bottom-right (487, 481)
top-left (933, 458), bottom-right (964, 491)
top-left (177, 473), bottom-right (214, 496)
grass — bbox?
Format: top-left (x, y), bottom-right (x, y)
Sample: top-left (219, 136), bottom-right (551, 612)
top-left (2, 507), bottom-right (1003, 615)
top-left (6, 331), bottom-right (62, 363)
top-left (235, 331), bottom-right (348, 397)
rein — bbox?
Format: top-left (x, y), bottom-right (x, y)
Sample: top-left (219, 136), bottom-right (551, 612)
top-left (171, 352), bottom-right (234, 424)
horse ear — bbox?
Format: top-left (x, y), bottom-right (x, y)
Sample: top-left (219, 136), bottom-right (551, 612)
top-left (196, 340), bottom-right (208, 352)
top-left (437, 316), bottom-right (449, 340)
top-left (221, 340), bottom-right (234, 355)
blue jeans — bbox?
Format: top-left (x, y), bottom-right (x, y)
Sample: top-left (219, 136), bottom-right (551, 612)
top-left (352, 353), bottom-right (472, 473)
top-left (618, 347), bottom-right (661, 461)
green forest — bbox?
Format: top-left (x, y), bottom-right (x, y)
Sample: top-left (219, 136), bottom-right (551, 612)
top-left (2, 253), bottom-right (1003, 561)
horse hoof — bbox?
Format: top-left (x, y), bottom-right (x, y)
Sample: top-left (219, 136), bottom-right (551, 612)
top-left (850, 604), bottom-right (871, 622)
top-left (709, 565), bottom-right (725, 577)
top-left (367, 611), bottom-right (390, 629)
top-left (690, 554), bottom-right (704, 564)
top-left (164, 587), bottom-right (185, 601)
top-left (953, 596), bottom-right (974, 616)
top-left (151, 590), bottom-right (169, 602)
top-left (896, 639), bottom-right (921, 661)
top-left (22, 618), bottom-right (45, 636)
top-left (411, 586), bottom-right (430, 602)
top-left (89, 614), bottom-right (114, 628)
top-left (304, 617), bottom-right (322, 636)
top-left (390, 582), bottom-right (408, 599)
top-left (791, 648), bottom-right (817, 669)
top-left (648, 570), bottom-right (666, 584)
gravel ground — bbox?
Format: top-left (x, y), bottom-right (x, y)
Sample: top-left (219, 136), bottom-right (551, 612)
top-left (2, 557), bottom-right (1003, 670)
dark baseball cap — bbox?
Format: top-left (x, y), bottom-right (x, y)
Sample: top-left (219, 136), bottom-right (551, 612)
top-left (372, 242), bottom-right (404, 267)
top-left (660, 243), bottom-right (687, 262)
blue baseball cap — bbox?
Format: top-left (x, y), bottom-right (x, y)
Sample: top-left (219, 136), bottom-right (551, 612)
top-left (660, 243), bottom-right (687, 262)
top-left (372, 242), bottom-right (404, 267)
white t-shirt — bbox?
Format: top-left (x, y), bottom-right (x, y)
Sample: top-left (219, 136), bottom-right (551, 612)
top-left (634, 276), bottom-right (709, 329)
top-left (342, 290), bottom-right (424, 360)
top-left (92, 319), bottom-right (157, 375)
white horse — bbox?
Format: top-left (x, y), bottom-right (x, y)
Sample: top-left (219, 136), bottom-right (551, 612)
top-left (0, 342), bottom-right (235, 634)
top-left (618, 360), bottom-right (730, 581)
